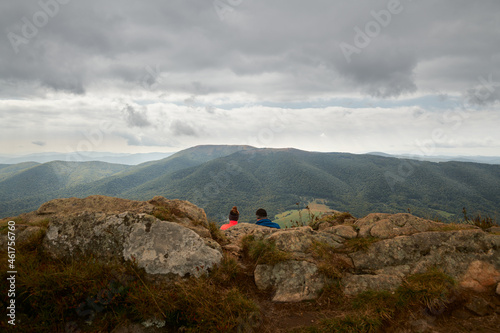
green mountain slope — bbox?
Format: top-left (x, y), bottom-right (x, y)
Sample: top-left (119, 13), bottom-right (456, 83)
top-left (0, 161), bottom-right (130, 217)
top-left (120, 148), bottom-right (500, 223)
top-left (63, 145), bottom-right (255, 198)
top-left (1, 146), bottom-right (499, 223)
top-left (0, 162), bottom-right (40, 181)
top-left (0, 145), bottom-right (253, 217)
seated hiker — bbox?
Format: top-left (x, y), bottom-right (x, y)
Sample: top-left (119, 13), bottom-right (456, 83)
top-left (220, 206), bottom-right (239, 230)
top-left (255, 208), bottom-right (281, 229)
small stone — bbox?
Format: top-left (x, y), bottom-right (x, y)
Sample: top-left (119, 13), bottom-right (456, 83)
top-left (465, 297), bottom-right (494, 316)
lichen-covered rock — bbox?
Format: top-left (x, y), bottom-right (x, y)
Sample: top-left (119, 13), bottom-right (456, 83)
top-left (356, 213), bottom-right (453, 239)
top-left (254, 260), bottom-right (324, 302)
top-left (266, 227), bottom-right (316, 254)
top-left (349, 229), bottom-right (500, 293)
top-left (222, 223), bottom-right (278, 244)
top-left (322, 225), bottom-right (358, 239)
top-left (123, 219), bottom-right (222, 277)
top-left (43, 211), bottom-right (222, 278)
top-left (148, 196), bottom-right (209, 228)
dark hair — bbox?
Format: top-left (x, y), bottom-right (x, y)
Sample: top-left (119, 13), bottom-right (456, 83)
top-left (229, 206), bottom-right (239, 221)
top-left (256, 208), bottom-right (267, 219)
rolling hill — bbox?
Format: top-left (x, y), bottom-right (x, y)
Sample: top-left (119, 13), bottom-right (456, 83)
top-left (1, 145), bottom-right (499, 223)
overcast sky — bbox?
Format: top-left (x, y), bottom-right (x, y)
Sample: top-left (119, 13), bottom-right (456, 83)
top-left (1, 0), bottom-right (499, 157)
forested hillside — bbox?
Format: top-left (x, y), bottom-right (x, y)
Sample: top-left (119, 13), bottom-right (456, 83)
top-left (121, 148), bottom-right (500, 223)
top-left (1, 145), bottom-right (499, 223)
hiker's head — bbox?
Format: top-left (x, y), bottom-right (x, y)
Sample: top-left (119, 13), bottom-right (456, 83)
top-left (256, 208), bottom-right (267, 220)
top-left (229, 206), bottom-right (239, 221)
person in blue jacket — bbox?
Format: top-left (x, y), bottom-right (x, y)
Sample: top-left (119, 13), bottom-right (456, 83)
top-left (255, 208), bottom-right (281, 229)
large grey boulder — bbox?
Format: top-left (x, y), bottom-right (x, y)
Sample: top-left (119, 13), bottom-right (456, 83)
top-left (44, 211), bottom-right (222, 278)
top-left (123, 219), bottom-right (222, 277)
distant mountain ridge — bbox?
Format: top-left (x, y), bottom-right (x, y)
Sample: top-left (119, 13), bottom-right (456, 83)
top-left (1, 145), bottom-right (499, 222)
top-left (367, 152), bottom-right (500, 165)
top-left (0, 151), bottom-right (175, 165)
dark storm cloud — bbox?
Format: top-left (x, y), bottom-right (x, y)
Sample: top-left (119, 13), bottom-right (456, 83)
top-left (0, 0), bottom-right (499, 100)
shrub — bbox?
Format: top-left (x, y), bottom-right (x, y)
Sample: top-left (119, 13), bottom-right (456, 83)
top-left (462, 207), bottom-right (497, 230)
top-left (208, 221), bottom-right (228, 245)
top-left (339, 237), bottom-right (379, 253)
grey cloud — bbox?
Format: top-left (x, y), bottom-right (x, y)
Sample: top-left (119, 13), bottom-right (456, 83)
top-left (32, 141), bottom-right (46, 146)
top-left (170, 120), bottom-right (198, 137)
top-left (0, 0), bottom-right (499, 100)
top-left (123, 105), bottom-right (152, 128)
top-left (117, 131), bottom-right (177, 147)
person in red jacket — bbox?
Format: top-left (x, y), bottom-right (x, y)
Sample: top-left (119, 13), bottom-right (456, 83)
top-left (220, 206), bottom-right (239, 230)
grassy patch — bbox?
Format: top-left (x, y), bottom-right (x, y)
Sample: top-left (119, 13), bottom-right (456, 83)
top-left (309, 241), bottom-right (352, 279)
top-left (293, 314), bottom-right (383, 333)
top-left (208, 221), bottom-right (228, 245)
top-left (396, 267), bottom-right (456, 314)
top-left (338, 237), bottom-right (380, 253)
top-left (152, 206), bottom-right (174, 221)
top-left (298, 267), bottom-right (457, 332)
top-left (428, 223), bottom-right (476, 232)
top-left (241, 235), bottom-right (291, 265)
top-left (351, 290), bottom-right (397, 322)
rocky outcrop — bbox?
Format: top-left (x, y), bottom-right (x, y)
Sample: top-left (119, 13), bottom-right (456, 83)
top-left (5, 195), bottom-right (500, 304)
top-left (221, 213), bottom-right (500, 302)
top-left (39, 196), bottom-right (222, 278)
top-left (346, 229), bottom-right (500, 294)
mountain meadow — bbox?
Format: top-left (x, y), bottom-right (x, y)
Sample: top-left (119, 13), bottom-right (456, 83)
top-left (1, 145), bottom-right (499, 225)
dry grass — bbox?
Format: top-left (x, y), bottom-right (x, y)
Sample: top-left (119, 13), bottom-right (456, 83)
top-left (241, 234), bottom-right (291, 266)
